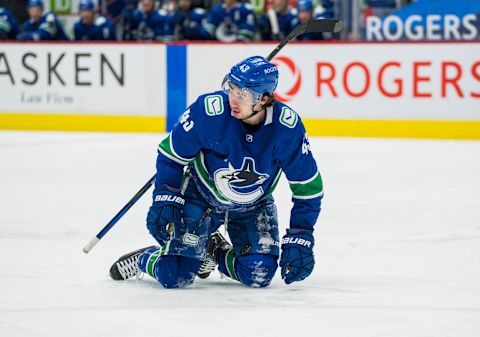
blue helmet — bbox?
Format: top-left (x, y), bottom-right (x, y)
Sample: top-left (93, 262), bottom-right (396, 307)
top-left (28, 0), bottom-right (44, 8)
top-left (297, 0), bottom-right (313, 11)
top-left (79, 0), bottom-right (95, 11)
top-left (226, 56), bottom-right (279, 101)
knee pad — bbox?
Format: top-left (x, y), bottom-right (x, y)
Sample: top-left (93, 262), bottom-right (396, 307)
top-left (235, 254), bottom-right (278, 288)
top-left (154, 255), bottom-right (201, 289)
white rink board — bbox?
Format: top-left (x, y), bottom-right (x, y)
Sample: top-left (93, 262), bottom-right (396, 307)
top-left (0, 44), bottom-right (167, 116)
top-left (188, 42), bottom-right (480, 120)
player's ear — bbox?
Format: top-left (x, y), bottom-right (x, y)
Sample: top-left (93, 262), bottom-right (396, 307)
top-left (260, 94), bottom-right (270, 105)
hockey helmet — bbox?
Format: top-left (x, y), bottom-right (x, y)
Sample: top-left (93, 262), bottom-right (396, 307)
top-left (79, 0), bottom-right (95, 11)
top-left (297, 0), bottom-right (313, 11)
top-left (28, 0), bottom-right (44, 8)
top-left (223, 56), bottom-right (279, 104)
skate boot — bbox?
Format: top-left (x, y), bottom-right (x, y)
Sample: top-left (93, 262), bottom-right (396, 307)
top-left (110, 246), bottom-right (157, 280)
top-left (197, 231), bottom-right (232, 279)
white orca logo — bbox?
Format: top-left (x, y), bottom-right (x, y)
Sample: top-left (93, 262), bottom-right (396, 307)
top-left (214, 158), bottom-right (269, 204)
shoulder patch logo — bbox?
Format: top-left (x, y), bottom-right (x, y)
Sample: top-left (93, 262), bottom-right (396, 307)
top-left (204, 95), bottom-right (224, 116)
top-left (279, 107), bottom-right (298, 128)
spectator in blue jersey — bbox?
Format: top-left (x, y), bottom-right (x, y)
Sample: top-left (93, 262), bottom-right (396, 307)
top-left (203, 0), bottom-right (256, 42)
top-left (109, 55), bottom-right (323, 289)
top-left (171, 0), bottom-right (210, 40)
top-left (295, 0), bottom-right (324, 40)
top-left (127, 0), bottom-right (174, 41)
top-left (17, 0), bottom-right (69, 41)
top-left (257, 0), bottom-right (299, 41)
top-left (0, 7), bottom-right (20, 40)
top-left (74, 0), bottom-right (116, 41)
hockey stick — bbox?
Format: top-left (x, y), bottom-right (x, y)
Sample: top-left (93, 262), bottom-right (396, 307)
top-left (221, 19), bottom-right (343, 86)
top-left (266, 19), bottom-right (343, 61)
top-left (82, 175), bottom-right (156, 254)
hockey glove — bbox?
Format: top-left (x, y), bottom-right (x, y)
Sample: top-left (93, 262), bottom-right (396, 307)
top-left (146, 185), bottom-right (185, 246)
top-left (280, 229), bottom-right (315, 284)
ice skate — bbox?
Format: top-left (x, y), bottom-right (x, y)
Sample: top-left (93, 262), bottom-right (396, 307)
top-left (110, 246), bottom-right (157, 280)
top-left (197, 231), bottom-right (232, 279)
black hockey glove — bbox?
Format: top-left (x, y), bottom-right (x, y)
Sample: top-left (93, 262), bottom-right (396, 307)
top-left (146, 185), bottom-right (185, 246)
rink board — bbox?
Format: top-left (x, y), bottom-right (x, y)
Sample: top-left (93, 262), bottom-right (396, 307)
top-left (0, 42), bottom-right (479, 139)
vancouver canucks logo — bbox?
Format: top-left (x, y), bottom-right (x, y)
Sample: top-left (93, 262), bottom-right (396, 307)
top-left (214, 157), bottom-right (269, 204)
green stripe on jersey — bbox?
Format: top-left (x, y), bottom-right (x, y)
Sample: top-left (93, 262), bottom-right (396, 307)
top-left (158, 133), bottom-right (194, 165)
top-left (193, 152), bottom-right (231, 204)
top-left (289, 171), bottom-right (324, 199)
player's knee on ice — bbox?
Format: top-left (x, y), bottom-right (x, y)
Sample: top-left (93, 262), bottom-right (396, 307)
top-left (140, 253), bottom-right (202, 289)
top-left (156, 255), bottom-right (202, 288)
top-left (235, 254), bottom-right (278, 288)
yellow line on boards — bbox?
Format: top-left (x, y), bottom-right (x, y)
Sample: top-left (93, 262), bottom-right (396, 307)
top-left (0, 114), bottom-right (166, 133)
top-left (303, 119), bottom-right (480, 140)
top-left (1, 114), bottom-right (480, 139)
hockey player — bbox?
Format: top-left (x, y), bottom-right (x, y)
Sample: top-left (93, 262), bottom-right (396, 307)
top-left (257, 0), bottom-right (299, 41)
top-left (203, 0), bottom-right (256, 42)
top-left (17, 0), bottom-right (69, 41)
top-left (127, 0), bottom-right (174, 41)
top-left (110, 56), bottom-right (323, 288)
top-left (171, 0), bottom-right (210, 40)
top-left (0, 7), bottom-right (20, 40)
top-left (74, 0), bottom-right (116, 41)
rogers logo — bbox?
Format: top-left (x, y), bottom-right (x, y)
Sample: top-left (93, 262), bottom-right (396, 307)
top-left (272, 56), bottom-right (302, 102)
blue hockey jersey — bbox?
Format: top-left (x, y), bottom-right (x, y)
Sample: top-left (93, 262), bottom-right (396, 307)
top-left (172, 7), bottom-right (210, 40)
top-left (74, 16), bottom-right (116, 41)
top-left (129, 8), bottom-right (174, 41)
top-left (0, 8), bottom-right (20, 40)
top-left (203, 3), bottom-right (256, 42)
top-left (18, 11), bottom-right (69, 41)
top-left (257, 8), bottom-right (299, 41)
top-left (156, 91), bottom-right (323, 231)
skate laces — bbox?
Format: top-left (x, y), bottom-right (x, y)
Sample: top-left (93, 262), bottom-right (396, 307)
top-left (198, 256), bottom-right (217, 275)
top-left (116, 255), bottom-right (140, 280)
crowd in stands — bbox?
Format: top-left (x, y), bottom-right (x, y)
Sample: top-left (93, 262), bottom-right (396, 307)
top-left (0, 0), bottom-right (411, 42)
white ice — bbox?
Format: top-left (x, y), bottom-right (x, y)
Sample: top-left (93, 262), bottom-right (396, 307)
top-left (1, 131), bottom-right (479, 337)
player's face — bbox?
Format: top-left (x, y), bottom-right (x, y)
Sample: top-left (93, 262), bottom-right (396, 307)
top-left (228, 83), bottom-right (256, 118)
top-left (142, 0), bottom-right (155, 12)
top-left (80, 9), bottom-right (95, 25)
top-left (178, 0), bottom-right (191, 11)
top-left (298, 10), bottom-right (312, 24)
top-left (28, 6), bottom-right (42, 22)
top-left (274, 0), bottom-right (288, 13)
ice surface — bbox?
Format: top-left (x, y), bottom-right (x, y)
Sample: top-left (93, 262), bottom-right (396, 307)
top-left (1, 131), bottom-right (479, 337)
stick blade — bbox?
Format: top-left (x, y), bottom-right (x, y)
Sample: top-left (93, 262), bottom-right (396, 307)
top-left (304, 19), bottom-right (343, 34)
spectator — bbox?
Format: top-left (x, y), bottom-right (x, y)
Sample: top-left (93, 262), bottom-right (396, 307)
top-left (296, 0), bottom-right (323, 40)
top-left (257, 0), bottom-right (298, 41)
top-left (315, 0), bottom-right (334, 19)
top-left (0, 7), bottom-right (20, 40)
top-left (17, 0), bottom-right (69, 40)
top-left (128, 0), bottom-right (174, 41)
top-left (0, 0), bottom-right (28, 25)
top-left (74, 0), bottom-right (116, 41)
top-left (203, 0), bottom-right (256, 42)
top-left (172, 0), bottom-right (210, 40)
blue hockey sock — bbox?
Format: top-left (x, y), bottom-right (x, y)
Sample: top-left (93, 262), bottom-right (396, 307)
top-left (217, 247), bottom-right (239, 281)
